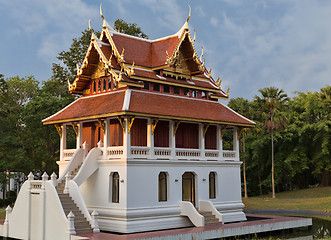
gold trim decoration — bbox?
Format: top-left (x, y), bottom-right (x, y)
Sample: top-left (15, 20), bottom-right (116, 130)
top-left (95, 119), bottom-right (106, 133)
top-left (208, 67), bottom-right (212, 78)
top-left (203, 123), bottom-right (210, 138)
top-left (128, 117), bottom-right (135, 133)
top-left (220, 126), bottom-right (227, 139)
top-left (151, 119), bottom-right (159, 135)
top-left (226, 87), bottom-right (230, 97)
top-left (186, 4), bottom-right (191, 23)
top-left (117, 116), bottom-right (125, 131)
top-left (55, 124), bottom-right (63, 138)
top-left (173, 121), bottom-right (180, 136)
top-left (70, 122), bottom-right (78, 136)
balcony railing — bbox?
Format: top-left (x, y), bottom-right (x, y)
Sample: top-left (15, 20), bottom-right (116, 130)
top-left (104, 146), bottom-right (237, 161)
top-left (63, 149), bottom-right (76, 161)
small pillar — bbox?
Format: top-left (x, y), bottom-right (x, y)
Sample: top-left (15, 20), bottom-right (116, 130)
top-left (91, 210), bottom-right (100, 232)
top-left (64, 173), bottom-right (71, 194)
top-left (41, 172), bottom-right (49, 190)
top-left (147, 118), bottom-right (154, 159)
top-left (103, 119), bottom-right (110, 159)
top-left (76, 122), bottom-right (83, 149)
top-left (60, 124), bottom-right (67, 161)
top-left (3, 205), bottom-right (12, 237)
top-left (199, 124), bottom-right (205, 160)
top-left (51, 172), bottom-right (57, 187)
top-left (83, 141), bottom-right (88, 157)
top-left (67, 211), bottom-right (76, 235)
top-left (233, 127), bottom-right (240, 161)
top-left (169, 120), bottom-right (176, 159)
top-left (28, 172), bottom-right (34, 181)
top-left (97, 140), bottom-right (103, 148)
top-left (123, 117), bottom-right (131, 159)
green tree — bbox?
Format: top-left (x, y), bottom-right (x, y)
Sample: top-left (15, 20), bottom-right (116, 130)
top-left (114, 19), bottom-right (148, 39)
top-left (228, 97), bottom-right (254, 198)
top-left (254, 87), bottom-right (289, 198)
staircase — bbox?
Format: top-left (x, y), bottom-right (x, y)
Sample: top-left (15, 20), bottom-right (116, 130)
top-left (199, 211), bottom-right (221, 226)
top-left (58, 193), bottom-right (92, 234)
top-left (56, 164), bottom-right (92, 234)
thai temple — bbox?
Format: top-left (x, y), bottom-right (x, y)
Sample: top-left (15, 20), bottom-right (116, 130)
top-left (0, 6), bottom-right (256, 240)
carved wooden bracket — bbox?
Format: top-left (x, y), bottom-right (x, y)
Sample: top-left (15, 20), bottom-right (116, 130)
top-left (151, 119), bottom-right (159, 135)
top-left (220, 125), bottom-right (227, 139)
top-left (70, 122), bottom-right (79, 136)
top-left (55, 124), bottom-right (63, 138)
top-left (202, 123), bottom-right (210, 138)
top-left (95, 119), bottom-right (106, 133)
top-left (173, 121), bottom-right (181, 136)
top-left (117, 117), bottom-right (125, 131)
top-left (128, 117), bottom-right (135, 134)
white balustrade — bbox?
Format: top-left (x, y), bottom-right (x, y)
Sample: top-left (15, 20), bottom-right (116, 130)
top-left (107, 146), bottom-right (124, 159)
top-left (223, 150), bottom-right (236, 160)
top-left (176, 148), bottom-right (201, 160)
top-left (131, 147), bottom-right (150, 158)
top-left (205, 150), bottom-right (219, 159)
top-left (63, 149), bottom-right (76, 161)
top-left (154, 148), bottom-right (171, 157)
top-left (30, 182), bottom-right (42, 189)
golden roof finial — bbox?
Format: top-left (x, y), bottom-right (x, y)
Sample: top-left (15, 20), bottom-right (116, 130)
top-left (89, 18), bottom-right (95, 40)
top-left (200, 46), bottom-right (204, 62)
top-left (226, 87), bottom-right (230, 97)
top-left (186, 4), bottom-right (191, 23)
top-left (208, 67), bottom-right (212, 78)
top-left (100, 3), bottom-right (104, 20)
top-left (193, 29), bottom-right (196, 42)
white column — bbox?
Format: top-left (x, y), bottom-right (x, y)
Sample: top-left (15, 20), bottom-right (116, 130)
top-left (103, 119), bottom-right (110, 159)
top-left (60, 124), bottom-right (67, 161)
top-left (199, 124), bottom-right (205, 160)
top-left (123, 117), bottom-right (131, 160)
top-left (216, 126), bottom-right (222, 160)
top-left (233, 127), bottom-right (240, 161)
top-left (169, 121), bottom-right (176, 160)
top-left (76, 121), bottom-right (83, 149)
top-left (147, 118), bottom-right (154, 159)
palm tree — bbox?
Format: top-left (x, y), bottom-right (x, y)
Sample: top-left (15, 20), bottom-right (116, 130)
top-left (228, 98), bottom-right (253, 198)
top-left (254, 87), bottom-right (289, 198)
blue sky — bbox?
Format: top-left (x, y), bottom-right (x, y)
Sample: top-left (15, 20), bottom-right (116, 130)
top-left (0, 0), bottom-right (330, 100)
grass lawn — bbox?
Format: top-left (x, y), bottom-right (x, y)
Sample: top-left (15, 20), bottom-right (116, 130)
top-left (243, 186), bottom-right (331, 211)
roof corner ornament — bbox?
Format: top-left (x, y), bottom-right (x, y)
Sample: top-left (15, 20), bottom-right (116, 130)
top-left (186, 4), bottom-right (191, 23)
top-left (100, 3), bottom-right (107, 28)
top-left (208, 67), bottom-right (212, 78)
top-left (193, 29), bottom-right (196, 42)
top-left (89, 19), bottom-right (96, 40)
top-left (226, 87), bottom-right (230, 97)
top-left (216, 77), bottom-right (222, 88)
top-left (200, 46), bottom-right (204, 62)
top-left (128, 61), bottom-right (135, 77)
top-left (119, 48), bottom-right (125, 63)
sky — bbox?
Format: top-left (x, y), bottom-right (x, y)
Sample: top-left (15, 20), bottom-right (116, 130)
top-left (0, 0), bottom-right (330, 101)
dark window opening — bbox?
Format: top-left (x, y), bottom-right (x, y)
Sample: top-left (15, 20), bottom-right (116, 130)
top-left (144, 82), bottom-right (150, 90)
top-left (174, 87), bottom-right (180, 94)
top-left (103, 78), bottom-right (106, 91)
top-left (163, 85), bottom-right (170, 93)
top-left (158, 172), bottom-right (167, 202)
top-left (112, 172), bottom-right (120, 203)
top-left (108, 77), bottom-right (112, 91)
top-left (153, 84), bottom-right (160, 92)
top-left (98, 79), bottom-right (101, 92)
top-left (183, 88), bottom-right (190, 96)
top-left (209, 172), bottom-right (216, 199)
top-left (93, 81), bottom-right (96, 93)
top-left (192, 90), bottom-right (198, 98)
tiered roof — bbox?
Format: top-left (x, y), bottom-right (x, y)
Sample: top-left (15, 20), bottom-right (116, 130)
top-left (43, 7), bottom-right (255, 127)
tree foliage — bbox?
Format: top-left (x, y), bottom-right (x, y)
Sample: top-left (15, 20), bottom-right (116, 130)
top-left (114, 19), bottom-right (148, 39)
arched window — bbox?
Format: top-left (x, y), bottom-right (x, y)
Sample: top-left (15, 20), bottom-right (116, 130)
top-left (209, 172), bottom-right (216, 199)
top-left (112, 172), bottom-right (120, 203)
top-left (158, 172), bottom-right (167, 202)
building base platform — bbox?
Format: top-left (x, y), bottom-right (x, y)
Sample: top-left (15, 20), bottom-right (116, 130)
top-left (74, 214), bottom-right (312, 240)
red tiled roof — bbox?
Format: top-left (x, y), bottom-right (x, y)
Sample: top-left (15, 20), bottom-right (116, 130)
top-left (111, 34), bottom-right (179, 68)
top-left (43, 90), bottom-right (254, 126)
top-left (43, 91), bottom-right (126, 124)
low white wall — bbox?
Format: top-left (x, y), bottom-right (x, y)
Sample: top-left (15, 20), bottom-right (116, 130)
top-left (73, 147), bottom-right (101, 186)
top-left (179, 201), bottom-right (204, 227)
top-left (58, 148), bottom-right (85, 184)
top-left (199, 200), bottom-right (223, 223)
top-left (5, 180), bottom-right (69, 240)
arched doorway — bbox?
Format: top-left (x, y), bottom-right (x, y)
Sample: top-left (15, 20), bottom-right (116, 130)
top-left (182, 172), bottom-right (195, 206)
